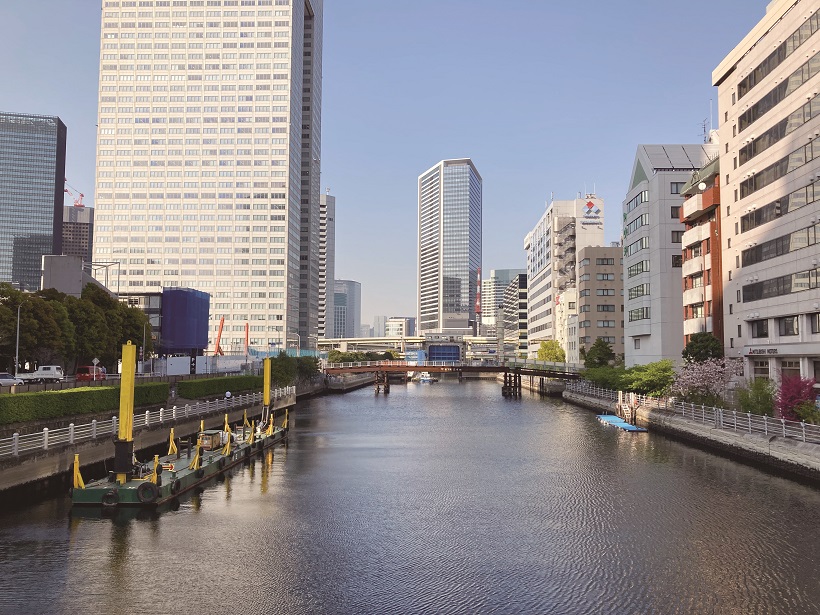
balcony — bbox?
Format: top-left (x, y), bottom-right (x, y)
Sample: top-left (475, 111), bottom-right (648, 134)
top-left (681, 184), bottom-right (720, 222)
top-left (681, 255), bottom-right (703, 278)
top-left (681, 224), bottom-right (707, 248)
top-left (682, 287), bottom-right (705, 306)
top-left (684, 317), bottom-right (712, 336)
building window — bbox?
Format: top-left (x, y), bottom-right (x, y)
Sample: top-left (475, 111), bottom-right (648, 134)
top-left (628, 307), bottom-right (650, 322)
top-left (671, 230), bottom-right (684, 243)
top-left (672, 255), bottom-right (683, 267)
top-left (753, 360), bottom-right (770, 381)
top-left (596, 273), bottom-right (615, 281)
top-left (670, 182), bottom-right (685, 194)
top-left (597, 305), bottom-right (615, 312)
top-left (634, 338), bottom-right (640, 349)
top-left (781, 360), bottom-right (801, 379)
top-left (568, 302), bottom-right (576, 309)
top-left (750, 319), bottom-right (768, 338)
top-left (595, 258), bottom-right (615, 265)
top-left (779, 316), bottom-right (799, 336)
top-left (811, 312), bottom-right (820, 334)
top-left (671, 206), bottom-right (680, 219)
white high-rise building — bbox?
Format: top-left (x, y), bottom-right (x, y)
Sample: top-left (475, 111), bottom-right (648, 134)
top-left (318, 191), bottom-right (335, 339)
top-left (92, 0), bottom-right (323, 354)
top-left (714, 0), bottom-right (820, 383)
top-left (622, 144), bottom-right (717, 366)
top-left (417, 159), bottom-right (482, 335)
top-left (524, 196), bottom-right (604, 358)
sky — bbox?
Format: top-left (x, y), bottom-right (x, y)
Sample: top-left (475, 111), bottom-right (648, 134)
top-left (0, 0), bottom-right (764, 325)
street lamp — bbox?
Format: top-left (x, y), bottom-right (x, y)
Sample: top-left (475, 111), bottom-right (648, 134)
top-left (14, 304), bottom-right (21, 378)
top-left (292, 333), bottom-right (301, 357)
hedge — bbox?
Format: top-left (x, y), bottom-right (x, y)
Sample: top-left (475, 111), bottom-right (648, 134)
top-left (177, 375), bottom-right (262, 400)
top-left (0, 382), bottom-right (169, 426)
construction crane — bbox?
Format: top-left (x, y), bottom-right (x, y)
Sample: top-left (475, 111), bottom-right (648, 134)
top-left (64, 177), bottom-right (85, 208)
top-left (214, 316), bottom-right (225, 355)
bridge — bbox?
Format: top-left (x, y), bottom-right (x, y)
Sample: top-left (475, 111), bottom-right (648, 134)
top-left (325, 359), bottom-right (582, 395)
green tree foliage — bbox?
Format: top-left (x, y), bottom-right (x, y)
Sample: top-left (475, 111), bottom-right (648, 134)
top-left (735, 378), bottom-right (775, 416)
top-left (583, 366), bottom-right (626, 390)
top-left (584, 339), bottom-right (615, 368)
top-left (583, 360), bottom-right (674, 397)
top-left (537, 340), bottom-right (565, 362)
top-left (794, 400), bottom-right (820, 424)
top-left (0, 282), bottom-right (153, 373)
top-left (271, 351), bottom-right (297, 387)
top-left (327, 350), bottom-right (396, 363)
top-left (296, 356), bottom-right (321, 382)
top-left (682, 332), bottom-right (724, 363)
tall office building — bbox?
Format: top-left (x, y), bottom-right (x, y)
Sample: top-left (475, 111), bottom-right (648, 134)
top-left (372, 315), bottom-right (387, 337)
top-left (481, 268), bottom-right (525, 337)
top-left (524, 196), bottom-right (604, 358)
top-left (417, 159), bottom-right (482, 335)
top-left (0, 112), bottom-right (67, 291)
top-left (385, 316), bottom-right (415, 337)
top-left (92, 0), bottom-right (323, 354)
top-left (333, 279), bottom-right (361, 338)
top-left (501, 273), bottom-right (527, 353)
top-left (714, 0), bottom-right (820, 383)
top-left (318, 191), bottom-right (335, 339)
top-left (62, 205), bottom-right (95, 265)
top-left (622, 144), bottom-right (718, 366)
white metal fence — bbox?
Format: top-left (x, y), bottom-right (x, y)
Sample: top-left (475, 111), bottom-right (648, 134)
top-left (0, 386), bottom-right (295, 459)
top-left (565, 380), bottom-right (820, 445)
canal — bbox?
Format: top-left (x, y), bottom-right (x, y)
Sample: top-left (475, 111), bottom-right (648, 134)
top-left (1, 380), bottom-right (819, 615)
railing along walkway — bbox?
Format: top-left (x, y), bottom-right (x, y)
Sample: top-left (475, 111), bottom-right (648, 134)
top-left (326, 359), bottom-right (583, 374)
top-left (565, 381), bottom-right (820, 445)
top-left (0, 386), bottom-right (295, 459)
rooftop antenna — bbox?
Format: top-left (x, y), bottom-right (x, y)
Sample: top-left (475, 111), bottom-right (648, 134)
top-left (710, 98), bottom-right (714, 130)
top-left (700, 118), bottom-right (710, 144)
top-left (325, 187), bottom-right (331, 195)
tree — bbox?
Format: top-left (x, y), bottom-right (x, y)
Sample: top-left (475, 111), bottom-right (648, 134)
top-left (621, 360), bottom-right (675, 397)
top-left (584, 339), bottom-right (614, 368)
top-left (671, 358), bottom-right (742, 407)
top-left (736, 378), bottom-right (775, 416)
top-left (296, 356), bottom-right (321, 382)
top-left (682, 332), bottom-right (724, 363)
top-left (537, 340), bottom-right (565, 362)
top-left (271, 351), bottom-right (297, 386)
top-left (776, 374), bottom-right (817, 421)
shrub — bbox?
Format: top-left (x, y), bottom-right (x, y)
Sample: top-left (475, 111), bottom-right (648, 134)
top-left (776, 374), bottom-right (817, 421)
top-left (177, 375), bottom-right (262, 399)
top-left (0, 382), bottom-right (169, 425)
top-left (736, 378), bottom-right (775, 416)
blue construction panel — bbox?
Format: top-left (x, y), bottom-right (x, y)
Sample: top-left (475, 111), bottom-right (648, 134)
top-left (160, 288), bottom-right (210, 353)
top-left (428, 345), bottom-right (460, 362)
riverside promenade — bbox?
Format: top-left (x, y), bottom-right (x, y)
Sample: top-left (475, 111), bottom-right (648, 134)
top-left (563, 381), bottom-right (820, 483)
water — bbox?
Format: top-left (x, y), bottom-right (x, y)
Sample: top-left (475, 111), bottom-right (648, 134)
top-left (1, 381), bottom-right (819, 615)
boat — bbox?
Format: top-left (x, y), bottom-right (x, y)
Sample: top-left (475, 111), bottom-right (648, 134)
top-left (418, 372), bottom-right (437, 384)
top-left (71, 342), bottom-right (290, 508)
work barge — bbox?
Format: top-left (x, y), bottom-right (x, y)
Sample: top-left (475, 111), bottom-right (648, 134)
top-left (71, 342), bottom-right (291, 508)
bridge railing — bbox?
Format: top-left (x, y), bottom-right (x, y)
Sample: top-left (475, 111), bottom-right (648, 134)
top-left (0, 386), bottom-right (295, 459)
top-left (325, 359), bottom-right (582, 373)
top-left (566, 380), bottom-right (820, 445)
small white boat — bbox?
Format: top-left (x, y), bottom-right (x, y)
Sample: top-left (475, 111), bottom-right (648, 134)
top-left (418, 372), bottom-right (436, 384)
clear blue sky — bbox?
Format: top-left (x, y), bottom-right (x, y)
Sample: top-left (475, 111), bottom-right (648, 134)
top-left (0, 0), bottom-right (762, 324)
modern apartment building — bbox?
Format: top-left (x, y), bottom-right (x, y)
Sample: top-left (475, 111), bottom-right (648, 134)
top-left (679, 155), bottom-right (723, 348)
top-left (333, 279), bottom-right (360, 339)
top-left (576, 245), bottom-right (624, 360)
top-left (372, 315), bottom-right (387, 337)
top-left (714, 0), bottom-right (820, 382)
top-left (524, 196), bottom-right (604, 358)
top-left (318, 191), bottom-right (335, 339)
top-left (62, 205), bottom-right (95, 265)
top-left (622, 144), bottom-right (718, 366)
top-left (0, 112), bottom-right (67, 291)
top-left (92, 0), bottom-right (323, 354)
top-left (418, 159), bottom-right (482, 335)
top-left (481, 268), bottom-right (525, 337)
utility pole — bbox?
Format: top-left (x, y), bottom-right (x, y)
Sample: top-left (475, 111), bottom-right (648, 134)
top-left (14, 304), bottom-right (21, 377)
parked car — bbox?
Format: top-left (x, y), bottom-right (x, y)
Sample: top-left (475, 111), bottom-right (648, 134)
top-left (0, 372), bottom-right (24, 386)
top-left (75, 366), bottom-right (106, 381)
top-left (17, 365), bottom-right (65, 384)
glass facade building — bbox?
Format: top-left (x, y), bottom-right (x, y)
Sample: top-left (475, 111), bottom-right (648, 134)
top-left (0, 112), bottom-right (67, 290)
top-left (417, 159), bottom-right (482, 334)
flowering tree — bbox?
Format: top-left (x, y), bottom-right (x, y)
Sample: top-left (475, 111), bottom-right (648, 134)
top-left (671, 358), bottom-right (743, 407)
top-left (775, 374), bottom-right (817, 421)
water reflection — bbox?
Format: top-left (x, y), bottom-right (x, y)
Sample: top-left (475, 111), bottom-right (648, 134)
top-left (0, 381), bottom-right (819, 615)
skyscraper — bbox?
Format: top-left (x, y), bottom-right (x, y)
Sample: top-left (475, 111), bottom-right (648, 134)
top-left (0, 112), bottom-right (67, 291)
top-left (417, 158), bottom-right (482, 335)
top-left (92, 0), bottom-right (322, 354)
top-left (318, 190), bottom-right (335, 339)
top-left (63, 205), bottom-right (95, 266)
top-left (333, 279), bottom-right (361, 339)
top-left (481, 268), bottom-right (525, 336)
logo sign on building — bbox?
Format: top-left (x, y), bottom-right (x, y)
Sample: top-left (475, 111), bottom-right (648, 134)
top-left (581, 201), bottom-right (603, 228)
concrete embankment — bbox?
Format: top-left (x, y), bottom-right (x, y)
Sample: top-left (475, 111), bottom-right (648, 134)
top-left (563, 391), bottom-right (820, 483)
